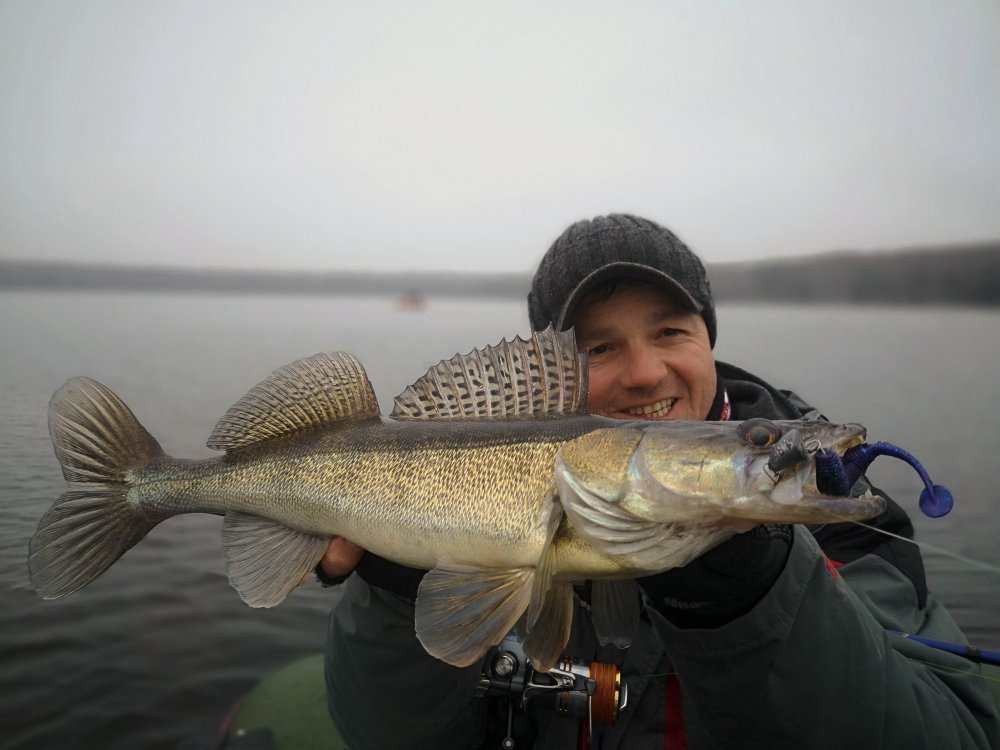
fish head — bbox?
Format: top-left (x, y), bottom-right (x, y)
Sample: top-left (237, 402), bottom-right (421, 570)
top-left (557, 419), bottom-right (886, 532)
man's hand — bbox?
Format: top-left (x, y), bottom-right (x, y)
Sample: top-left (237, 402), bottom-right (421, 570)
top-left (316, 537), bottom-right (427, 599)
top-left (638, 525), bottom-right (793, 628)
top-left (316, 537), bottom-right (365, 585)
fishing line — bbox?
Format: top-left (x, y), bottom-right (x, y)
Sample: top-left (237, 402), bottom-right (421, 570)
top-left (821, 515), bottom-right (1000, 666)
top-left (840, 517), bottom-right (1000, 576)
top-left (629, 662), bottom-right (1000, 684)
top-left (624, 670), bottom-right (677, 682)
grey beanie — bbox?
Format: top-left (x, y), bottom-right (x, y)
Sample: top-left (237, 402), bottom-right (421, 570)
top-left (528, 214), bottom-right (717, 347)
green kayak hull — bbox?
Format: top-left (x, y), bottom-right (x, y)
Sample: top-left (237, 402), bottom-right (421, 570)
top-left (220, 654), bottom-right (345, 750)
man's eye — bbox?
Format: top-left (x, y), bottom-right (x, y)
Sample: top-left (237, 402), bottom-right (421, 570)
top-left (587, 343), bottom-right (610, 356)
top-left (657, 327), bottom-right (681, 338)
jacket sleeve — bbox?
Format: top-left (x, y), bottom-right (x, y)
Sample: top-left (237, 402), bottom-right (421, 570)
top-left (648, 526), bottom-right (1000, 750)
top-left (324, 575), bottom-right (488, 750)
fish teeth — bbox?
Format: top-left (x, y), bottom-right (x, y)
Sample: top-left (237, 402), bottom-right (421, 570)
top-left (625, 399), bottom-right (676, 418)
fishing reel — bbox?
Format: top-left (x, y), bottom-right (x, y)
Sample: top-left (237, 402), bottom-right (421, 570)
top-left (476, 632), bottom-right (628, 746)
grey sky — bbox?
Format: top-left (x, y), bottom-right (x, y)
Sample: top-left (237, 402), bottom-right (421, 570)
top-left (2, 1), bottom-right (998, 272)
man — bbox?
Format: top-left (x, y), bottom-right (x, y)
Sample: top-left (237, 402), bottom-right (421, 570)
top-left (320, 214), bottom-right (998, 748)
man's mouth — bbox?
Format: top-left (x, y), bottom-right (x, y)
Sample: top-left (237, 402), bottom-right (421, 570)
top-left (622, 398), bottom-right (676, 418)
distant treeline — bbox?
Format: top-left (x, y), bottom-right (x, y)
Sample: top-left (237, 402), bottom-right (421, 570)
top-left (2, 242), bottom-right (999, 306)
top-left (709, 242), bottom-right (1000, 306)
top-left (0, 261), bottom-right (528, 299)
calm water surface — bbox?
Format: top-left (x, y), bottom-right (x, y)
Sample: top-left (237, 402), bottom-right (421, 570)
top-left (1, 291), bottom-right (997, 749)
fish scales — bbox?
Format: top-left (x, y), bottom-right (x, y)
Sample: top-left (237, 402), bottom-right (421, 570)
top-left (129, 417), bottom-right (609, 571)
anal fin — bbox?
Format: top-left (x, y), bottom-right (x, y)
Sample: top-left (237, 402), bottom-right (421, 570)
top-left (223, 512), bottom-right (329, 608)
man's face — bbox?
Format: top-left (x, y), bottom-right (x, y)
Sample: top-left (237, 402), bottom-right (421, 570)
top-left (572, 282), bottom-right (717, 421)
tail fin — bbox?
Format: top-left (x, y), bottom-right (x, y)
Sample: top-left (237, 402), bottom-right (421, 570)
top-left (30, 377), bottom-right (166, 599)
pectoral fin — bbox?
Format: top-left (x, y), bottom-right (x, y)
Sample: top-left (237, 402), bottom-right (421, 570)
top-left (591, 579), bottom-right (640, 649)
top-left (521, 581), bottom-right (574, 672)
top-left (415, 565), bottom-right (533, 668)
top-left (556, 456), bottom-right (738, 570)
top-left (222, 512), bottom-right (329, 608)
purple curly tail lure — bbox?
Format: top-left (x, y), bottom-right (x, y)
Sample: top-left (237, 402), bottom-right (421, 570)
top-left (814, 442), bottom-right (954, 518)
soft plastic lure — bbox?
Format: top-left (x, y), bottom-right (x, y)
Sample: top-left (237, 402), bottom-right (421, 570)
top-left (814, 442), bottom-right (954, 518)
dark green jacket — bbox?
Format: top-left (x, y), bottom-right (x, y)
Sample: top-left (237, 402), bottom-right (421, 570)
top-left (324, 363), bottom-right (1000, 749)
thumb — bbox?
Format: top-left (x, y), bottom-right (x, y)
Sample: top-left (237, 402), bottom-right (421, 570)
top-left (320, 536), bottom-right (365, 578)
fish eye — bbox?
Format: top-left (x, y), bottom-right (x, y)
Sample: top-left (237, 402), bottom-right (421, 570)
top-left (737, 418), bottom-right (783, 448)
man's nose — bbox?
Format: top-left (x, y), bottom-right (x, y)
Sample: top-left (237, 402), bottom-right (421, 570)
top-left (620, 345), bottom-right (668, 390)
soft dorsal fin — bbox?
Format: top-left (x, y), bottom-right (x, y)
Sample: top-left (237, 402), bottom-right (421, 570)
top-left (208, 352), bottom-right (380, 451)
top-left (390, 326), bottom-right (587, 420)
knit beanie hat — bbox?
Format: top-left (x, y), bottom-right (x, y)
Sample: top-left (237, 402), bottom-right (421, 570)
top-left (528, 214), bottom-right (717, 347)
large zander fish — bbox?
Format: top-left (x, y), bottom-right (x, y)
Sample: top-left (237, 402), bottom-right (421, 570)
top-left (30, 328), bottom-right (885, 669)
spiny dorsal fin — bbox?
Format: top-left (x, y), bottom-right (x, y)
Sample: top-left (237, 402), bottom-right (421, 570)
top-left (208, 352), bottom-right (380, 451)
top-left (390, 326), bottom-right (587, 420)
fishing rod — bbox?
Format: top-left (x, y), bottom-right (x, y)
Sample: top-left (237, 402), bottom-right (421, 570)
top-left (887, 630), bottom-right (1000, 668)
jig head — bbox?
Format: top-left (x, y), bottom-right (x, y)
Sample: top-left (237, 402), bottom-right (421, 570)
top-left (764, 428), bottom-right (821, 486)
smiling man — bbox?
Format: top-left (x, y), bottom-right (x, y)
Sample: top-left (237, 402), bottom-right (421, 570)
top-left (322, 214), bottom-right (998, 750)
top-left (571, 283), bottom-right (717, 421)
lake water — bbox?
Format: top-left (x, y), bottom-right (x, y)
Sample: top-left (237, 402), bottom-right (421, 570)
top-left (1, 290), bottom-right (998, 749)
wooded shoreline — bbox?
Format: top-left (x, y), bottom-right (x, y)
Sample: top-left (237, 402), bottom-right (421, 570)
top-left (3, 242), bottom-right (998, 306)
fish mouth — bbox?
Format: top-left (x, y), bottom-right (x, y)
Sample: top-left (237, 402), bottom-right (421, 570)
top-left (765, 424), bottom-right (869, 505)
top-left (823, 426), bottom-right (868, 461)
top-left (748, 425), bottom-right (885, 520)
top-left (621, 398), bottom-right (676, 419)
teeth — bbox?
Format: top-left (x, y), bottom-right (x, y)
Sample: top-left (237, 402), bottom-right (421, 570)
top-left (625, 399), bottom-right (675, 418)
